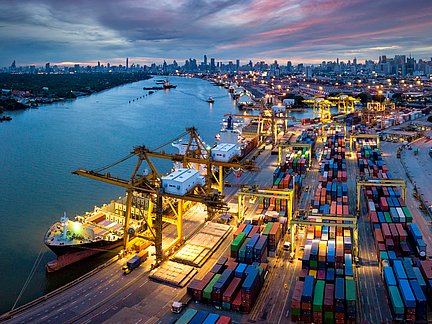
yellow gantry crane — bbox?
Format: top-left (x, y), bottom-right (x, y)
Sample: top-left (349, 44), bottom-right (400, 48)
top-left (237, 185), bottom-right (295, 225)
top-left (356, 177), bottom-right (406, 211)
top-left (303, 97), bottom-right (332, 123)
top-left (73, 127), bottom-right (258, 265)
top-left (327, 94), bottom-right (360, 114)
top-left (290, 212), bottom-right (359, 260)
top-left (362, 99), bottom-right (398, 128)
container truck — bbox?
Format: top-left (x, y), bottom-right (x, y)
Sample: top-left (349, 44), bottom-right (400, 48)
top-left (122, 250), bottom-right (148, 274)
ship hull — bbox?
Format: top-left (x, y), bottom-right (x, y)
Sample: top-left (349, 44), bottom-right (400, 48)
top-left (45, 239), bottom-right (123, 272)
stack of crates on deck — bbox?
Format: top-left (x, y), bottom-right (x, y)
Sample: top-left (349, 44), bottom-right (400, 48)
top-left (355, 132), bottom-right (429, 322)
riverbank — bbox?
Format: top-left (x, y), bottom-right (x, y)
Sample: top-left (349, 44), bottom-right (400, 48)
top-left (0, 72), bottom-right (152, 112)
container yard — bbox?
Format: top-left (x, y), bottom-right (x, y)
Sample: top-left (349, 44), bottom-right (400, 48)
top-left (3, 88), bottom-right (432, 324)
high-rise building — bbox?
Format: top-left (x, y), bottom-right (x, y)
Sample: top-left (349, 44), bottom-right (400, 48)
top-left (45, 62), bottom-right (50, 73)
top-left (126, 57), bottom-right (129, 69)
top-left (210, 58), bottom-right (215, 72)
top-left (236, 59), bottom-right (240, 70)
top-left (204, 55), bottom-right (208, 68)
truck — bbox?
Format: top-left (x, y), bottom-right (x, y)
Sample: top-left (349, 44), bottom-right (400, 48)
top-left (122, 250), bottom-right (148, 274)
top-left (171, 294), bottom-right (191, 313)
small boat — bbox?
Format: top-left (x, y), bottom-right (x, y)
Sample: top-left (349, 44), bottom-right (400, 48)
top-left (0, 115), bottom-right (12, 122)
top-left (143, 86), bottom-right (163, 90)
top-left (206, 96), bottom-right (215, 103)
top-left (149, 91), bottom-right (154, 94)
top-left (163, 80), bottom-right (177, 89)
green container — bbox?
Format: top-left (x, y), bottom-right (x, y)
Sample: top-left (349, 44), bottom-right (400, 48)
top-left (313, 280), bottom-right (325, 312)
top-left (379, 251), bottom-right (389, 261)
top-left (262, 222), bottom-right (273, 235)
top-left (222, 301), bottom-right (231, 310)
top-left (239, 238), bottom-right (250, 260)
top-left (203, 274), bottom-right (221, 300)
top-left (384, 212), bottom-right (392, 223)
top-left (310, 260), bottom-right (317, 269)
top-left (324, 311), bottom-right (334, 323)
top-left (274, 177), bottom-right (281, 186)
top-left (292, 308), bottom-right (301, 316)
top-left (388, 285), bottom-right (404, 315)
top-left (345, 277), bottom-right (356, 303)
top-left (231, 232), bottom-right (246, 252)
top-left (402, 207), bottom-right (412, 222)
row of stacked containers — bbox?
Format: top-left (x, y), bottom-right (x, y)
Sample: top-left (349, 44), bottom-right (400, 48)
top-left (175, 309), bottom-right (231, 324)
top-left (353, 127), bottom-right (430, 321)
top-left (187, 219), bottom-right (286, 313)
top-left (291, 127), bottom-right (357, 323)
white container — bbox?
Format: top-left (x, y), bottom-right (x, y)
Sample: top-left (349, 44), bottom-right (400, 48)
top-left (211, 143), bottom-right (240, 162)
top-left (161, 168), bottom-right (205, 196)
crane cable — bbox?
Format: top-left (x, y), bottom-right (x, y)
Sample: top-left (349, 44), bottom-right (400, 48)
top-left (12, 247), bottom-right (44, 310)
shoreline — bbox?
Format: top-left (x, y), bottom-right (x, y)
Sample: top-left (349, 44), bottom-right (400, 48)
top-left (0, 72), bottom-right (153, 114)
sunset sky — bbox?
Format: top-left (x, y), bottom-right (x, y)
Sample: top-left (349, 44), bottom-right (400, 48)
top-left (1, 0), bottom-right (431, 66)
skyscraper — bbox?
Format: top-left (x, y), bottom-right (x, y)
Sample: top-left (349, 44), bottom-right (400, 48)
top-left (204, 55), bottom-right (208, 68)
top-left (210, 58), bottom-right (215, 72)
top-left (126, 57), bottom-right (129, 70)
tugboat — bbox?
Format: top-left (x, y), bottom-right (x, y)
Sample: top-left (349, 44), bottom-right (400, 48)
top-left (0, 115), bottom-right (12, 122)
top-left (163, 80), bottom-right (177, 89)
top-left (206, 96), bottom-right (215, 103)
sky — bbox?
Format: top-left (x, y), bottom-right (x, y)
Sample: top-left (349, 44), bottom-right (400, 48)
top-left (0, 0), bottom-right (431, 67)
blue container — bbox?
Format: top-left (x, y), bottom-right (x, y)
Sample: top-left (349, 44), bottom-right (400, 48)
top-left (242, 267), bottom-right (259, 292)
top-left (301, 275), bottom-right (314, 303)
top-left (409, 279), bottom-right (427, 321)
top-left (393, 260), bottom-right (407, 281)
top-left (235, 263), bottom-right (247, 278)
top-left (203, 313), bottom-right (219, 324)
top-left (399, 279), bottom-right (416, 308)
top-left (243, 224), bottom-right (253, 237)
top-left (190, 311), bottom-right (209, 324)
top-left (383, 266), bottom-right (397, 286)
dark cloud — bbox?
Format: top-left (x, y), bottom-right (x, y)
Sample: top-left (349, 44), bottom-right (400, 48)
top-left (0, 0), bottom-right (431, 66)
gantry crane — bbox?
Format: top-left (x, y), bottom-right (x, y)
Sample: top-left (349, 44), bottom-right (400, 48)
top-left (362, 99), bottom-right (398, 128)
top-left (224, 110), bottom-right (296, 147)
top-left (349, 133), bottom-right (380, 150)
top-left (327, 94), bottom-right (360, 114)
top-left (290, 212), bottom-right (359, 260)
top-left (237, 185), bottom-right (295, 224)
top-left (277, 143), bottom-right (312, 168)
top-left (303, 97), bottom-right (332, 123)
top-left (356, 177), bottom-right (406, 211)
top-left (73, 127), bottom-right (258, 265)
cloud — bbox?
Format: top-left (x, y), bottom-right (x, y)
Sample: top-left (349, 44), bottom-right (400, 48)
top-left (0, 0), bottom-right (431, 66)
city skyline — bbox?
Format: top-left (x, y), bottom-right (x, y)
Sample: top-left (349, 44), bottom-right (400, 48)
top-left (0, 0), bottom-right (431, 67)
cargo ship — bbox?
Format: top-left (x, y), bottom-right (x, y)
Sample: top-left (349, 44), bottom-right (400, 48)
top-left (216, 115), bottom-right (258, 158)
top-left (44, 195), bottom-right (148, 271)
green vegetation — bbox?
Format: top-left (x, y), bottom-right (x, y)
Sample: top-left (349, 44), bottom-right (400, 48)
top-left (0, 98), bottom-right (28, 112)
top-left (0, 72), bottom-right (151, 99)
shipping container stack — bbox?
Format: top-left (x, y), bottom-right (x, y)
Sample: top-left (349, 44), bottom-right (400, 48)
top-left (354, 131), bottom-right (429, 322)
top-left (311, 129), bottom-right (349, 216)
top-left (187, 255), bottom-right (267, 313)
top-left (291, 127), bottom-right (357, 324)
top-left (273, 130), bottom-right (317, 199)
top-left (175, 308), bottom-right (232, 324)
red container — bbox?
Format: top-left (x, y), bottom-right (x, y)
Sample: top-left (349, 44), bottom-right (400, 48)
top-left (231, 289), bottom-right (242, 312)
top-left (222, 277), bottom-right (242, 303)
top-left (216, 315), bottom-right (232, 324)
top-left (381, 223), bottom-right (391, 240)
top-left (193, 272), bottom-right (215, 301)
top-left (291, 280), bottom-right (304, 309)
top-left (233, 224), bottom-right (246, 239)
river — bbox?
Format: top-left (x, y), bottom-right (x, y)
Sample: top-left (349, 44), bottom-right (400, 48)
top-left (0, 76), bottom-right (243, 312)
